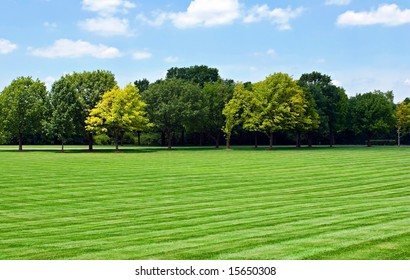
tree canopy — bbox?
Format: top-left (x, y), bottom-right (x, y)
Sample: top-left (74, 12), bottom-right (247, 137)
top-left (0, 76), bottom-right (47, 151)
top-left (85, 84), bottom-right (150, 151)
top-left (349, 90), bottom-right (395, 147)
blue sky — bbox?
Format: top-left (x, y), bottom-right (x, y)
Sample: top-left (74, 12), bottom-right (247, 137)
top-left (1, 0), bottom-right (410, 101)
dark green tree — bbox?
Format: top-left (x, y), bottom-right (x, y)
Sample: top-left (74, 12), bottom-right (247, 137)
top-left (166, 65), bottom-right (220, 87)
top-left (141, 78), bottom-right (202, 149)
top-left (349, 90), bottom-right (395, 147)
top-left (200, 80), bottom-right (234, 147)
top-left (48, 75), bottom-right (83, 152)
top-left (0, 77), bottom-right (47, 151)
top-left (299, 72), bottom-right (348, 146)
top-left (134, 78), bottom-right (150, 93)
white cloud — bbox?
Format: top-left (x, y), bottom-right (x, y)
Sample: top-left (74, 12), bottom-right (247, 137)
top-left (404, 79), bottom-right (410, 86)
top-left (82, 0), bottom-right (136, 16)
top-left (0, 39), bottom-right (17, 54)
top-left (79, 17), bottom-right (133, 36)
top-left (133, 51), bottom-right (152, 60)
top-left (337, 4), bottom-right (410, 26)
top-left (165, 56), bottom-right (179, 63)
top-left (325, 0), bottom-right (351, 6)
top-left (244, 5), bottom-right (304, 30)
top-left (28, 39), bottom-right (121, 59)
top-left (138, 0), bottom-right (241, 28)
top-left (170, 0), bottom-right (241, 28)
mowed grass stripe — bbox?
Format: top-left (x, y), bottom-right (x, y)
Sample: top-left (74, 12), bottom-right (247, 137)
top-left (0, 147), bottom-right (409, 259)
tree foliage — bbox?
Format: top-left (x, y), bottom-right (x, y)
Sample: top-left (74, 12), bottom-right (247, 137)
top-left (85, 84), bottom-right (150, 151)
top-left (349, 90), bottom-right (395, 147)
top-left (222, 83), bottom-right (248, 149)
top-left (48, 75), bottom-right (83, 151)
top-left (0, 76), bottom-right (47, 151)
top-left (244, 73), bottom-right (306, 149)
top-left (395, 100), bottom-right (410, 146)
top-left (166, 65), bottom-right (220, 87)
top-left (298, 72), bottom-right (348, 146)
top-left (142, 78), bottom-right (202, 149)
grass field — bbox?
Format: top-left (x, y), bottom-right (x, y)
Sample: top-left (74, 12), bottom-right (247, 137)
top-left (0, 146), bottom-right (409, 260)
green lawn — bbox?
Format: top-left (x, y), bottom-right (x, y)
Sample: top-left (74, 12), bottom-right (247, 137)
top-left (0, 146), bottom-right (409, 260)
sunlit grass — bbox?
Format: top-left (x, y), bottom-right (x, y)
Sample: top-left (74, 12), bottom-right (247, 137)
top-left (0, 146), bottom-right (409, 259)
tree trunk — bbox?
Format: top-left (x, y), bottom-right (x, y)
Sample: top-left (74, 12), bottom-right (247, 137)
top-left (269, 132), bottom-right (274, 150)
top-left (137, 131), bottom-right (141, 146)
top-left (295, 131), bottom-right (301, 148)
top-left (397, 128), bottom-right (401, 147)
top-left (215, 131), bottom-right (220, 149)
top-left (199, 132), bottom-right (204, 146)
top-left (115, 130), bottom-right (119, 151)
top-left (329, 127), bottom-right (335, 147)
top-left (61, 138), bottom-right (64, 153)
top-left (225, 134), bottom-right (231, 150)
top-left (366, 134), bottom-right (372, 147)
top-left (307, 132), bottom-right (313, 148)
top-left (167, 130), bottom-right (173, 150)
top-left (254, 132), bottom-right (258, 149)
top-left (180, 130), bottom-right (185, 146)
top-left (18, 133), bottom-right (23, 152)
top-left (88, 132), bottom-right (93, 151)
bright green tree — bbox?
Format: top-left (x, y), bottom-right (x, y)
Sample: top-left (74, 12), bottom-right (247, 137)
top-left (294, 87), bottom-right (320, 147)
top-left (396, 99), bottom-right (410, 146)
top-left (222, 83), bottom-right (248, 149)
top-left (85, 84), bottom-right (150, 151)
top-left (48, 75), bottom-right (83, 152)
top-left (349, 90), bottom-right (395, 147)
top-left (246, 73), bottom-right (306, 150)
top-left (0, 77), bottom-right (47, 151)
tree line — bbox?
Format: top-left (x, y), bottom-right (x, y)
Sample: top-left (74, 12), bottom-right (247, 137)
top-left (0, 66), bottom-right (410, 151)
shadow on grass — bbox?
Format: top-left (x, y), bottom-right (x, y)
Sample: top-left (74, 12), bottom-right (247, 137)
top-left (0, 145), bottom-right (396, 154)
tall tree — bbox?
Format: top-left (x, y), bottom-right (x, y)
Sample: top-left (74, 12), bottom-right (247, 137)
top-left (48, 75), bottom-right (83, 152)
top-left (222, 83), bottom-right (248, 149)
top-left (298, 72), bottom-right (348, 147)
top-left (0, 77), bottom-right (47, 151)
top-left (294, 85), bottom-right (320, 147)
top-left (202, 80), bottom-right (234, 148)
top-left (134, 78), bottom-right (150, 94)
top-left (141, 78), bottom-right (201, 149)
top-left (68, 70), bottom-right (117, 150)
top-left (245, 73), bottom-right (306, 150)
top-left (85, 84), bottom-right (150, 151)
top-left (349, 90), bottom-right (395, 147)
top-left (395, 99), bottom-right (410, 147)
top-left (166, 65), bottom-right (220, 87)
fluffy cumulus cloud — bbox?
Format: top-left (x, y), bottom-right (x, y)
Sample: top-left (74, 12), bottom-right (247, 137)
top-left (0, 39), bottom-right (17, 54)
top-left (82, 0), bottom-right (135, 16)
top-left (170, 0), bottom-right (241, 28)
top-left (244, 5), bottom-right (304, 30)
top-left (79, 17), bottom-right (133, 36)
top-left (139, 0), bottom-right (241, 28)
top-left (325, 0), bottom-right (351, 6)
top-left (80, 0), bottom-right (135, 36)
top-left (28, 39), bottom-right (121, 59)
top-left (337, 4), bottom-right (410, 26)
top-left (132, 51), bottom-right (152, 60)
